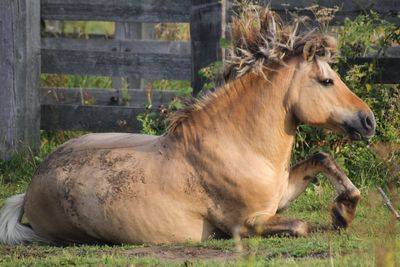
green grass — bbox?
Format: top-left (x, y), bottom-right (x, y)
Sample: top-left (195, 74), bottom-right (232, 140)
top-left (0, 132), bottom-right (399, 266)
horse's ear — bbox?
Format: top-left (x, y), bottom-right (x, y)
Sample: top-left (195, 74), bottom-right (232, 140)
top-left (303, 41), bottom-right (316, 62)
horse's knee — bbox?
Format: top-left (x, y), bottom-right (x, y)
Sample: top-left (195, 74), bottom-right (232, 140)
top-left (311, 152), bottom-right (334, 165)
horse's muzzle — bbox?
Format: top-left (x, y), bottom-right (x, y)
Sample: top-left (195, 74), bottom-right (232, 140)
top-left (343, 110), bottom-right (376, 141)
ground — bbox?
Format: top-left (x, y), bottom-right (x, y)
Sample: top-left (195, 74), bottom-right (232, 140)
top-left (0, 179), bottom-right (399, 266)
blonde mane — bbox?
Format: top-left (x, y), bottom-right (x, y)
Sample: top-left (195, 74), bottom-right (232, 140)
top-left (225, 5), bottom-right (339, 79)
top-left (167, 6), bottom-right (339, 135)
top-left (166, 79), bottom-right (243, 135)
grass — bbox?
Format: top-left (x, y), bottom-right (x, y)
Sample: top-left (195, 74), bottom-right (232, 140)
top-left (0, 132), bottom-right (399, 266)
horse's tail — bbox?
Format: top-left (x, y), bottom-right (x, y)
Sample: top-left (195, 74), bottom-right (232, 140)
top-left (0, 193), bottom-right (50, 245)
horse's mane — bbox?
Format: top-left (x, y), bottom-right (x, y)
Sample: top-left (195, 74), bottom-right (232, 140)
top-left (225, 5), bottom-right (339, 79)
top-left (166, 6), bottom-right (339, 135)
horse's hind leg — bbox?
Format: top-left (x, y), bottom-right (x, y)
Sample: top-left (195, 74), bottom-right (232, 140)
top-left (278, 152), bottom-right (360, 229)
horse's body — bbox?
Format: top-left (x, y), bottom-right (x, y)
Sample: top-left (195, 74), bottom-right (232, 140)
top-left (0, 7), bottom-right (376, 245)
top-left (24, 70), bottom-right (297, 244)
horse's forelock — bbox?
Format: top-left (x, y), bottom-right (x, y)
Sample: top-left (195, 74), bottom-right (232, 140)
top-left (226, 6), bottom-right (339, 80)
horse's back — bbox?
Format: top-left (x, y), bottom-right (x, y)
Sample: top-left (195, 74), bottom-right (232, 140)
top-left (61, 132), bottom-right (159, 150)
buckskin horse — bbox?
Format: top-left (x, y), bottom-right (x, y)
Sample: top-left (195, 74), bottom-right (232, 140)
top-left (0, 7), bottom-right (375, 245)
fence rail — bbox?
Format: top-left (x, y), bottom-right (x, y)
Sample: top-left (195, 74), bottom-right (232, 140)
top-left (1, 0), bottom-right (399, 159)
top-left (253, 0), bottom-right (400, 24)
top-left (41, 105), bottom-right (147, 133)
top-left (41, 0), bottom-right (191, 22)
top-left (41, 88), bottom-right (178, 107)
top-left (42, 38), bottom-right (192, 80)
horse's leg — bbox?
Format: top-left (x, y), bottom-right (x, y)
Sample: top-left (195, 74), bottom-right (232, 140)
top-left (278, 152), bottom-right (360, 229)
top-left (239, 152), bottom-right (360, 238)
top-left (240, 215), bottom-right (318, 237)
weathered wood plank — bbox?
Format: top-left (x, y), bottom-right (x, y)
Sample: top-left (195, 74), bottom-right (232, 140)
top-left (234, 0), bottom-right (400, 25)
top-left (41, 38), bottom-right (191, 80)
top-left (336, 46), bottom-right (400, 84)
top-left (41, 0), bottom-right (191, 22)
top-left (41, 88), bottom-right (179, 107)
top-left (41, 38), bottom-right (191, 55)
top-left (191, 0), bottom-right (225, 95)
top-left (346, 58), bottom-right (400, 84)
top-left (41, 105), bottom-right (146, 132)
top-left (112, 22), bottom-right (141, 101)
top-left (112, 22), bottom-right (156, 93)
top-left (0, 0), bottom-right (41, 160)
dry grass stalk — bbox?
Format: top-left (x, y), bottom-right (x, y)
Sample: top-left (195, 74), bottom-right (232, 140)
top-left (377, 187), bottom-right (400, 221)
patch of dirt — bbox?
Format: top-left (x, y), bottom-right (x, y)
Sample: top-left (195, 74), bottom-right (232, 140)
top-left (120, 246), bottom-right (237, 262)
top-left (119, 246), bottom-right (333, 263)
top-left (0, 244), bottom-right (332, 263)
top-left (268, 251), bottom-right (330, 260)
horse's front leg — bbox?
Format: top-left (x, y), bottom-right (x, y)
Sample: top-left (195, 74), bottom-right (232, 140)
top-left (239, 214), bottom-right (313, 237)
top-left (239, 152), bottom-right (360, 239)
top-left (278, 152), bottom-right (361, 229)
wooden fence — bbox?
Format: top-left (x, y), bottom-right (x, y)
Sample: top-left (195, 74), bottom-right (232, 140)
top-left (0, 0), bottom-right (399, 159)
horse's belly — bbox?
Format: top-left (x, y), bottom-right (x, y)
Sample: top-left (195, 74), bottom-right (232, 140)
top-left (90, 197), bottom-right (211, 244)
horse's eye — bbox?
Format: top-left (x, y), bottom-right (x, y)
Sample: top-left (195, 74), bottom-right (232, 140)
top-left (320, 79), bottom-right (334, 86)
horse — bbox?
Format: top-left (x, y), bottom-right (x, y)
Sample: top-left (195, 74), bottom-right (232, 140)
top-left (0, 7), bottom-right (375, 245)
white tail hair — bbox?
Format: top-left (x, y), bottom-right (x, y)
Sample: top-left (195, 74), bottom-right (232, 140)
top-left (0, 193), bottom-right (50, 245)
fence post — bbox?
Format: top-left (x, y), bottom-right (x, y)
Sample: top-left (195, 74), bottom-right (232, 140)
top-left (190, 0), bottom-right (225, 96)
top-left (0, 0), bottom-right (41, 160)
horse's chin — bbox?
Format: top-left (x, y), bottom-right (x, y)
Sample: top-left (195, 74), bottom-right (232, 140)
top-left (347, 130), bottom-right (363, 141)
top-left (341, 124), bottom-right (373, 141)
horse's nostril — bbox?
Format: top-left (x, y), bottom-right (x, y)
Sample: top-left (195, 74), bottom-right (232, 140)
top-left (361, 113), bottom-right (375, 131)
top-left (365, 116), bottom-right (372, 129)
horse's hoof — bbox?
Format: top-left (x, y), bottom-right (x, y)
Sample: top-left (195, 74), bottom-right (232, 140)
top-left (331, 190), bottom-right (361, 230)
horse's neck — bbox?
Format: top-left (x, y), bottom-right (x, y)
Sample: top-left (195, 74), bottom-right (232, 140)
top-left (170, 66), bottom-right (297, 170)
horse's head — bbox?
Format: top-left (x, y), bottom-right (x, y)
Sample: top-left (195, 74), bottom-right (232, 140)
top-left (226, 6), bottom-right (375, 140)
top-left (288, 37), bottom-right (375, 140)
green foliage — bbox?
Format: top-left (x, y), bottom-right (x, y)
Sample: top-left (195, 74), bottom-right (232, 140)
top-left (0, 131), bottom-right (85, 202)
top-left (339, 11), bottom-right (399, 60)
top-left (57, 21), bottom-right (115, 36)
top-left (152, 79), bottom-right (193, 95)
top-left (137, 98), bottom-right (185, 135)
top-left (198, 61), bottom-right (224, 93)
top-left (154, 23), bottom-right (190, 41)
top-left (41, 74), bottom-right (113, 89)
